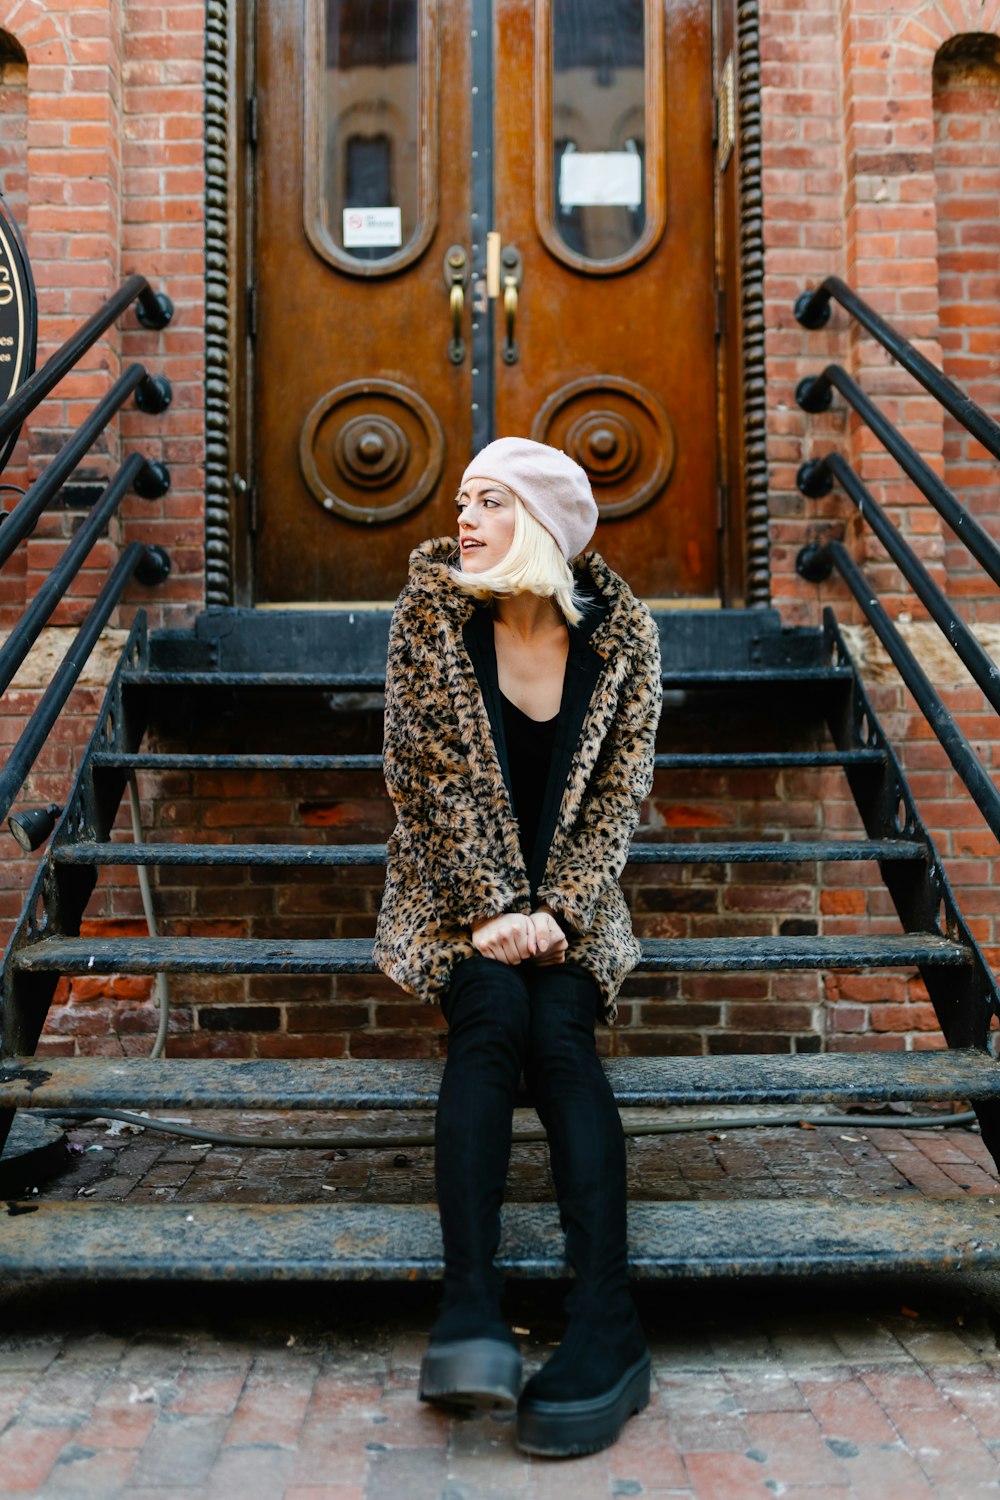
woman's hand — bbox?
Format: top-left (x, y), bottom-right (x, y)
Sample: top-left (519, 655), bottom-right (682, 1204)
top-left (529, 907), bottom-right (568, 965)
top-left (471, 911), bottom-right (537, 964)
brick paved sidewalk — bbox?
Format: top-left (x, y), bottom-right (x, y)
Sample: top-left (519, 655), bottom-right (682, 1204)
top-left (1, 1112), bottom-right (999, 1498)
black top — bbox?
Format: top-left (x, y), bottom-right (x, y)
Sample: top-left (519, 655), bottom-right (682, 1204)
top-left (462, 581), bottom-right (610, 900)
top-left (500, 692), bottom-right (559, 875)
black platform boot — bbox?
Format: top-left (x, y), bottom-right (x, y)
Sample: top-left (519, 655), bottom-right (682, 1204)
top-left (418, 959), bottom-right (529, 1413)
top-left (516, 976), bottom-right (649, 1455)
top-left (515, 1287), bottom-right (650, 1455)
top-left (419, 1262), bottom-right (522, 1413)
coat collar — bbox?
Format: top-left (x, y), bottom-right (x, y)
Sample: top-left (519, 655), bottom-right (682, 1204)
top-left (404, 535), bottom-right (646, 661)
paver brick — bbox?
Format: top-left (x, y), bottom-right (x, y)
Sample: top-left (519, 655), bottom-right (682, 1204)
top-left (223, 1372), bottom-right (314, 1448)
top-left (206, 1444), bottom-right (298, 1499)
top-left (128, 1412), bottom-right (228, 1488)
top-left (168, 1366), bottom-right (248, 1416)
top-left (682, 1450), bottom-right (776, 1499)
top-left (74, 1394), bottom-right (158, 1450)
top-left (889, 1405), bottom-right (1000, 1489)
top-left (795, 1375), bottom-right (900, 1445)
top-left (38, 1444), bottom-right (137, 1498)
top-left (741, 1410), bottom-right (849, 1486)
top-left (0, 1422), bottom-right (76, 1492)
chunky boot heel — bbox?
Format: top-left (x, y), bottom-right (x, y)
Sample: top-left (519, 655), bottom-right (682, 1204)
top-left (419, 1337), bottom-right (523, 1412)
top-left (516, 1349), bottom-right (650, 1456)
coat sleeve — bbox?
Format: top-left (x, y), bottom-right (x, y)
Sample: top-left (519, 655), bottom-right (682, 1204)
top-left (382, 596), bottom-right (524, 929)
top-left (535, 615), bottom-right (661, 935)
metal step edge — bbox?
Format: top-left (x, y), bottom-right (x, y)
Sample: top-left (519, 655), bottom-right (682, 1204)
top-left (90, 750), bottom-right (888, 771)
top-left (12, 934), bottom-right (971, 975)
top-left (120, 668), bottom-right (855, 689)
top-left (2, 1198), bottom-right (998, 1281)
top-left (3, 1049), bottom-right (996, 1112)
top-left (50, 839), bottom-right (928, 867)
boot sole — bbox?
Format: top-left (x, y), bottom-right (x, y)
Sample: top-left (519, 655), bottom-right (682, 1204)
top-left (515, 1351), bottom-right (651, 1457)
top-left (419, 1337), bottom-right (522, 1413)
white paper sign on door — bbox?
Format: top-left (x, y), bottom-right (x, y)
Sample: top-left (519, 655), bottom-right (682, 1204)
top-left (342, 207), bottom-right (403, 248)
top-left (558, 153), bottom-right (642, 209)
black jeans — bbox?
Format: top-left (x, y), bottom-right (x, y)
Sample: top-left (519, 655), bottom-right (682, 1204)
top-left (435, 955), bottom-right (629, 1316)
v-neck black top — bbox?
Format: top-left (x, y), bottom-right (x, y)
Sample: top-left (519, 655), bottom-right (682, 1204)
top-left (500, 693), bottom-right (560, 875)
top-left (461, 581), bottom-right (610, 903)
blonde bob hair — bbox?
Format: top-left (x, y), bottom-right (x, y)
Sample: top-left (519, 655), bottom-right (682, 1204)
top-left (449, 491), bottom-right (589, 625)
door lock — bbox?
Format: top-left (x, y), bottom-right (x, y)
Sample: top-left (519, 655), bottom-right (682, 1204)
top-left (444, 246), bottom-right (469, 365)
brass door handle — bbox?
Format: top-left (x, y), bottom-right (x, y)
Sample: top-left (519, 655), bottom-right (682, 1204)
top-left (450, 283), bottom-right (464, 363)
top-left (500, 246), bottom-right (523, 365)
top-left (444, 246), bottom-right (468, 365)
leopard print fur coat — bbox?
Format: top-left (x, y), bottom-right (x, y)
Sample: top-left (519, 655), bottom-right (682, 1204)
top-left (372, 536), bottom-right (662, 1022)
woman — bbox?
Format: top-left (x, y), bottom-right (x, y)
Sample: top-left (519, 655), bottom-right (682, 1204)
top-left (374, 437), bottom-right (662, 1457)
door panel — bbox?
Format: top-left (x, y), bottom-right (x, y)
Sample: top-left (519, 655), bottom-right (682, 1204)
top-left (494, 0), bottom-right (718, 598)
top-left (252, 0), bottom-right (720, 603)
top-left (255, 0), bottom-right (471, 602)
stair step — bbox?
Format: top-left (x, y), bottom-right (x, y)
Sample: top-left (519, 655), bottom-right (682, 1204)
top-left (2, 1198), bottom-right (998, 1281)
top-left (93, 753), bottom-right (387, 771)
top-left (121, 668), bottom-right (853, 690)
top-left (52, 838), bottom-right (927, 868)
top-left (3, 1049), bottom-right (996, 1112)
top-left (91, 750), bottom-right (887, 772)
top-left (13, 934), bottom-right (970, 975)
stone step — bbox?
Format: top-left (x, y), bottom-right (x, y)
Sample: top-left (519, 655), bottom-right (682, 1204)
top-left (91, 750), bottom-right (888, 772)
top-left (121, 667), bottom-right (853, 691)
top-left (51, 838), bottom-right (927, 868)
top-left (12, 934), bottom-right (971, 976)
top-left (1, 1048), bottom-right (996, 1113)
top-left (1, 1197), bottom-right (997, 1281)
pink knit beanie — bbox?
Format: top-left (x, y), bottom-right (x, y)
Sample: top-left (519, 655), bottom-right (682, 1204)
top-left (460, 437), bottom-right (598, 561)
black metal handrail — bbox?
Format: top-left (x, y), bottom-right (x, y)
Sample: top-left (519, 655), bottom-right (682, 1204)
top-left (794, 275), bottom-right (1000, 462)
top-left (805, 543), bottom-right (1000, 844)
top-left (797, 363), bottom-right (1000, 589)
top-left (798, 455), bottom-right (1000, 719)
top-left (0, 273), bottom-right (172, 449)
top-left (0, 277), bottom-right (174, 827)
top-left (0, 454), bottom-right (167, 698)
top-left (0, 542), bottom-right (169, 825)
top-left (794, 277), bottom-right (1000, 846)
top-left (0, 365), bottom-right (170, 567)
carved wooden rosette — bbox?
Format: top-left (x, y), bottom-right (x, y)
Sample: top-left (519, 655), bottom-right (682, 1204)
top-left (531, 376), bottom-right (676, 521)
top-left (299, 380), bottom-right (445, 525)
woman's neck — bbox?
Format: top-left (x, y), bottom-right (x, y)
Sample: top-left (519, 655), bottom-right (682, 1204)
top-left (493, 592), bottom-right (565, 642)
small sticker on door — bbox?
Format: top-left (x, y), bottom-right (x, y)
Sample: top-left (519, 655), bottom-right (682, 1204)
top-left (342, 207), bottom-right (403, 248)
top-left (559, 153), bottom-right (642, 209)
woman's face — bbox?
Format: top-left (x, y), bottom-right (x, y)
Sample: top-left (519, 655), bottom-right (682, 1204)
top-left (455, 477), bottom-right (517, 573)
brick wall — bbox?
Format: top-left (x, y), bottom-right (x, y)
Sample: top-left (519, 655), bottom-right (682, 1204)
top-left (0, 0), bottom-right (204, 633)
top-left (761, 0), bottom-right (1000, 1040)
top-left (933, 38), bottom-right (1000, 626)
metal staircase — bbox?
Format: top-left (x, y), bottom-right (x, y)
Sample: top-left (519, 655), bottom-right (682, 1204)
top-left (2, 275), bottom-right (1000, 1280)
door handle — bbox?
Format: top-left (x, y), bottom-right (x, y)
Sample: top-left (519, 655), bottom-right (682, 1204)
top-left (500, 245), bottom-right (523, 366)
top-left (444, 246), bottom-right (468, 364)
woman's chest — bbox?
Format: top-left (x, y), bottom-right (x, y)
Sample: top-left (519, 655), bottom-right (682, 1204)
top-left (494, 629), bottom-right (569, 721)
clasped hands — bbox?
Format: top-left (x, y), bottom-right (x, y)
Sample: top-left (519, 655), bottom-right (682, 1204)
top-left (471, 907), bottom-right (567, 966)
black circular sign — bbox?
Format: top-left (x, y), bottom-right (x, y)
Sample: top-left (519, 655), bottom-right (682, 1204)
top-left (0, 191), bottom-right (37, 472)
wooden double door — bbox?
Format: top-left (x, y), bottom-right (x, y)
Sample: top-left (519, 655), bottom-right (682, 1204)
top-left (252, 0), bottom-right (723, 603)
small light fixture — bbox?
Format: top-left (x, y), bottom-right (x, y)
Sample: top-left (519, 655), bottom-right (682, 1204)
top-left (8, 804), bottom-right (62, 852)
